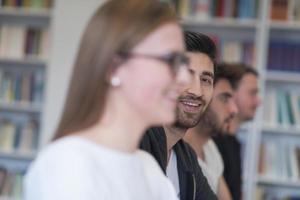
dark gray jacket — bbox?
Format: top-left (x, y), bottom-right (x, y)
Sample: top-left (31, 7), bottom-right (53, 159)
top-left (140, 127), bottom-right (217, 200)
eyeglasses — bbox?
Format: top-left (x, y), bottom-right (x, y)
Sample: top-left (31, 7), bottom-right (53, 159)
top-left (118, 51), bottom-right (190, 76)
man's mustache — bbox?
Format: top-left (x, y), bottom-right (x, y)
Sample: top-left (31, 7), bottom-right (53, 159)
top-left (178, 94), bottom-right (206, 105)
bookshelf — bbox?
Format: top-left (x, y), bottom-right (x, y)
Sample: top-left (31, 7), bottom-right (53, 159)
top-left (175, 0), bottom-right (300, 199)
top-left (0, 0), bottom-right (52, 198)
top-left (41, 0), bottom-right (106, 146)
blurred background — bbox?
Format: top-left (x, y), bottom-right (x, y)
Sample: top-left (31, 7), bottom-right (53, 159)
top-left (0, 0), bottom-right (299, 199)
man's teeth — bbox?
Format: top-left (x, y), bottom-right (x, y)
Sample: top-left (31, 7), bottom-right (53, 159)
top-left (182, 102), bottom-right (199, 107)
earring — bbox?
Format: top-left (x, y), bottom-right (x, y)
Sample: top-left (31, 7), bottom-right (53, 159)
top-left (110, 76), bottom-right (121, 87)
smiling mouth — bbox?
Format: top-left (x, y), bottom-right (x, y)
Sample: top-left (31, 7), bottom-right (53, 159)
top-left (179, 100), bottom-right (203, 114)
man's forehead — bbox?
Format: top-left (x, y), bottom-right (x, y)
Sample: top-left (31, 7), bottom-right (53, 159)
top-left (187, 52), bottom-right (214, 70)
top-left (240, 73), bottom-right (258, 85)
top-left (214, 79), bottom-right (234, 94)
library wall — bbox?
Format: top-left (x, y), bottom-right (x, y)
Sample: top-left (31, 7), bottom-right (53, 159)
top-left (41, 0), bottom-right (105, 146)
top-left (1, 0), bottom-right (300, 199)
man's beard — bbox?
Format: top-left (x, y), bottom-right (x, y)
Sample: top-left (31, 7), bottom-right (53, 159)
top-left (198, 107), bottom-right (233, 137)
top-left (243, 109), bottom-right (256, 122)
top-left (239, 110), bottom-right (254, 123)
top-left (173, 103), bottom-right (207, 130)
top-left (198, 107), bottom-right (221, 137)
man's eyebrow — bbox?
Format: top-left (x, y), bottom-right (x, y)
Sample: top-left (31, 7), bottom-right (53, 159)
top-left (202, 71), bottom-right (214, 79)
top-left (220, 92), bottom-right (233, 98)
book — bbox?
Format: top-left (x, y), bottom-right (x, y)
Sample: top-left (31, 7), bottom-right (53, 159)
top-left (271, 0), bottom-right (288, 20)
top-left (290, 145), bottom-right (299, 180)
top-left (263, 88), bottom-right (277, 127)
top-left (6, 26), bottom-right (26, 59)
top-left (221, 40), bottom-right (243, 63)
top-left (0, 120), bottom-right (16, 153)
top-left (194, 0), bottom-right (210, 20)
top-left (39, 29), bottom-right (50, 59)
top-left (32, 70), bottom-right (44, 104)
top-left (17, 119), bottom-right (38, 153)
top-left (238, 0), bottom-right (256, 19)
top-left (293, 0), bottom-right (300, 21)
top-left (173, 0), bottom-right (258, 19)
top-left (30, 0), bottom-right (44, 9)
top-left (264, 89), bottom-right (300, 128)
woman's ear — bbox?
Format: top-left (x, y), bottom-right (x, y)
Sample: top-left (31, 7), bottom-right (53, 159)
top-left (106, 55), bottom-right (125, 87)
top-left (110, 76), bottom-right (121, 87)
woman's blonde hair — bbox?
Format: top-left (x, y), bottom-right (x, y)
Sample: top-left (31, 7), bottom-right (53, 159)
top-left (54, 0), bottom-right (177, 140)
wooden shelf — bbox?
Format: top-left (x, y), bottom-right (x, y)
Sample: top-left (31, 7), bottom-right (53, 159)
top-left (257, 176), bottom-right (300, 188)
top-left (262, 125), bottom-right (300, 136)
top-left (0, 102), bottom-right (42, 114)
top-left (0, 7), bottom-right (51, 18)
top-left (0, 8), bottom-right (51, 27)
top-left (181, 17), bottom-right (258, 29)
top-left (0, 57), bottom-right (47, 68)
top-left (0, 151), bottom-right (36, 161)
top-left (266, 71), bottom-right (300, 83)
top-left (270, 20), bottom-right (300, 31)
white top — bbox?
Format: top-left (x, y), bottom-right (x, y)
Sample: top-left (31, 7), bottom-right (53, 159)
top-left (198, 139), bottom-right (224, 194)
top-left (24, 136), bottom-right (178, 200)
top-left (166, 149), bottom-right (180, 198)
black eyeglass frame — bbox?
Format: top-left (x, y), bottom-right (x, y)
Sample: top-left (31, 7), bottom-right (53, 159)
top-left (118, 51), bottom-right (190, 75)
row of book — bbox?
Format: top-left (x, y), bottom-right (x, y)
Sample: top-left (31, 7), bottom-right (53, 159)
top-left (173, 0), bottom-right (258, 20)
top-left (0, 118), bottom-right (39, 154)
top-left (263, 89), bottom-right (300, 128)
top-left (271, 0), bottom-right (300, 22)
top-left (217, 39), bottom-right (255, 67)
top-left (256, 187), bottom-right (300, 200)
top-left (0, 26), bottom-right (49, 60)
top-left (0, 0), bottom-right (52, 8)
top-left (267, 41), bottom-right (300, 72)
top-left (0, 169), bottom-right (23, 199)
top-left (258, 141), bottom-right (300, 181)
top-left (208, 35), bottom-right (256, 66)
top-left (0, 69), bottom-right (44, 105)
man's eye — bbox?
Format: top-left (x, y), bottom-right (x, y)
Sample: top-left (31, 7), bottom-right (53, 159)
top-left (201, 77), bottom-right (213, 85)
top-left (220, 96), bottom-right (229, 103)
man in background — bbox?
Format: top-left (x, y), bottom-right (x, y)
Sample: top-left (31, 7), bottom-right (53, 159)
top-left (213, 63), bottom-right (261, 200)
top-left (230, 65), bottom-right (261, 133)
top-left (184, 64), bottom-right (239, 200)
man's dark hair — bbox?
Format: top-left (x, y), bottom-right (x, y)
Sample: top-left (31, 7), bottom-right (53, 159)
top-left (184, 31), bottom-right (217, 73)
top-left (215, 62), bottom-right (259, 89)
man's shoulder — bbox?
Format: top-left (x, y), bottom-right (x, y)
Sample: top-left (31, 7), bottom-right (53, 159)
top-left (175, 140), bottom-right (218, 200)
top-left (176, 139), bottom-right (197, 158)
top-left (140, 127), bottom-right (166, 149)
top-left (173, 139), bottom-right (199, 169)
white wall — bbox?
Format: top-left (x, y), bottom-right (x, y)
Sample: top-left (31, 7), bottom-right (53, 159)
top-left (41, 0), bottom-right (105, 146)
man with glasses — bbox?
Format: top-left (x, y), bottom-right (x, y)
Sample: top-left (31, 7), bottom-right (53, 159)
top-left (140, 31), bottom-right (217, 200)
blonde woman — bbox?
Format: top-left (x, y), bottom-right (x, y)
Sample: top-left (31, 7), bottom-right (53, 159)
top-left (24, 0), bottom-right (191, 199)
